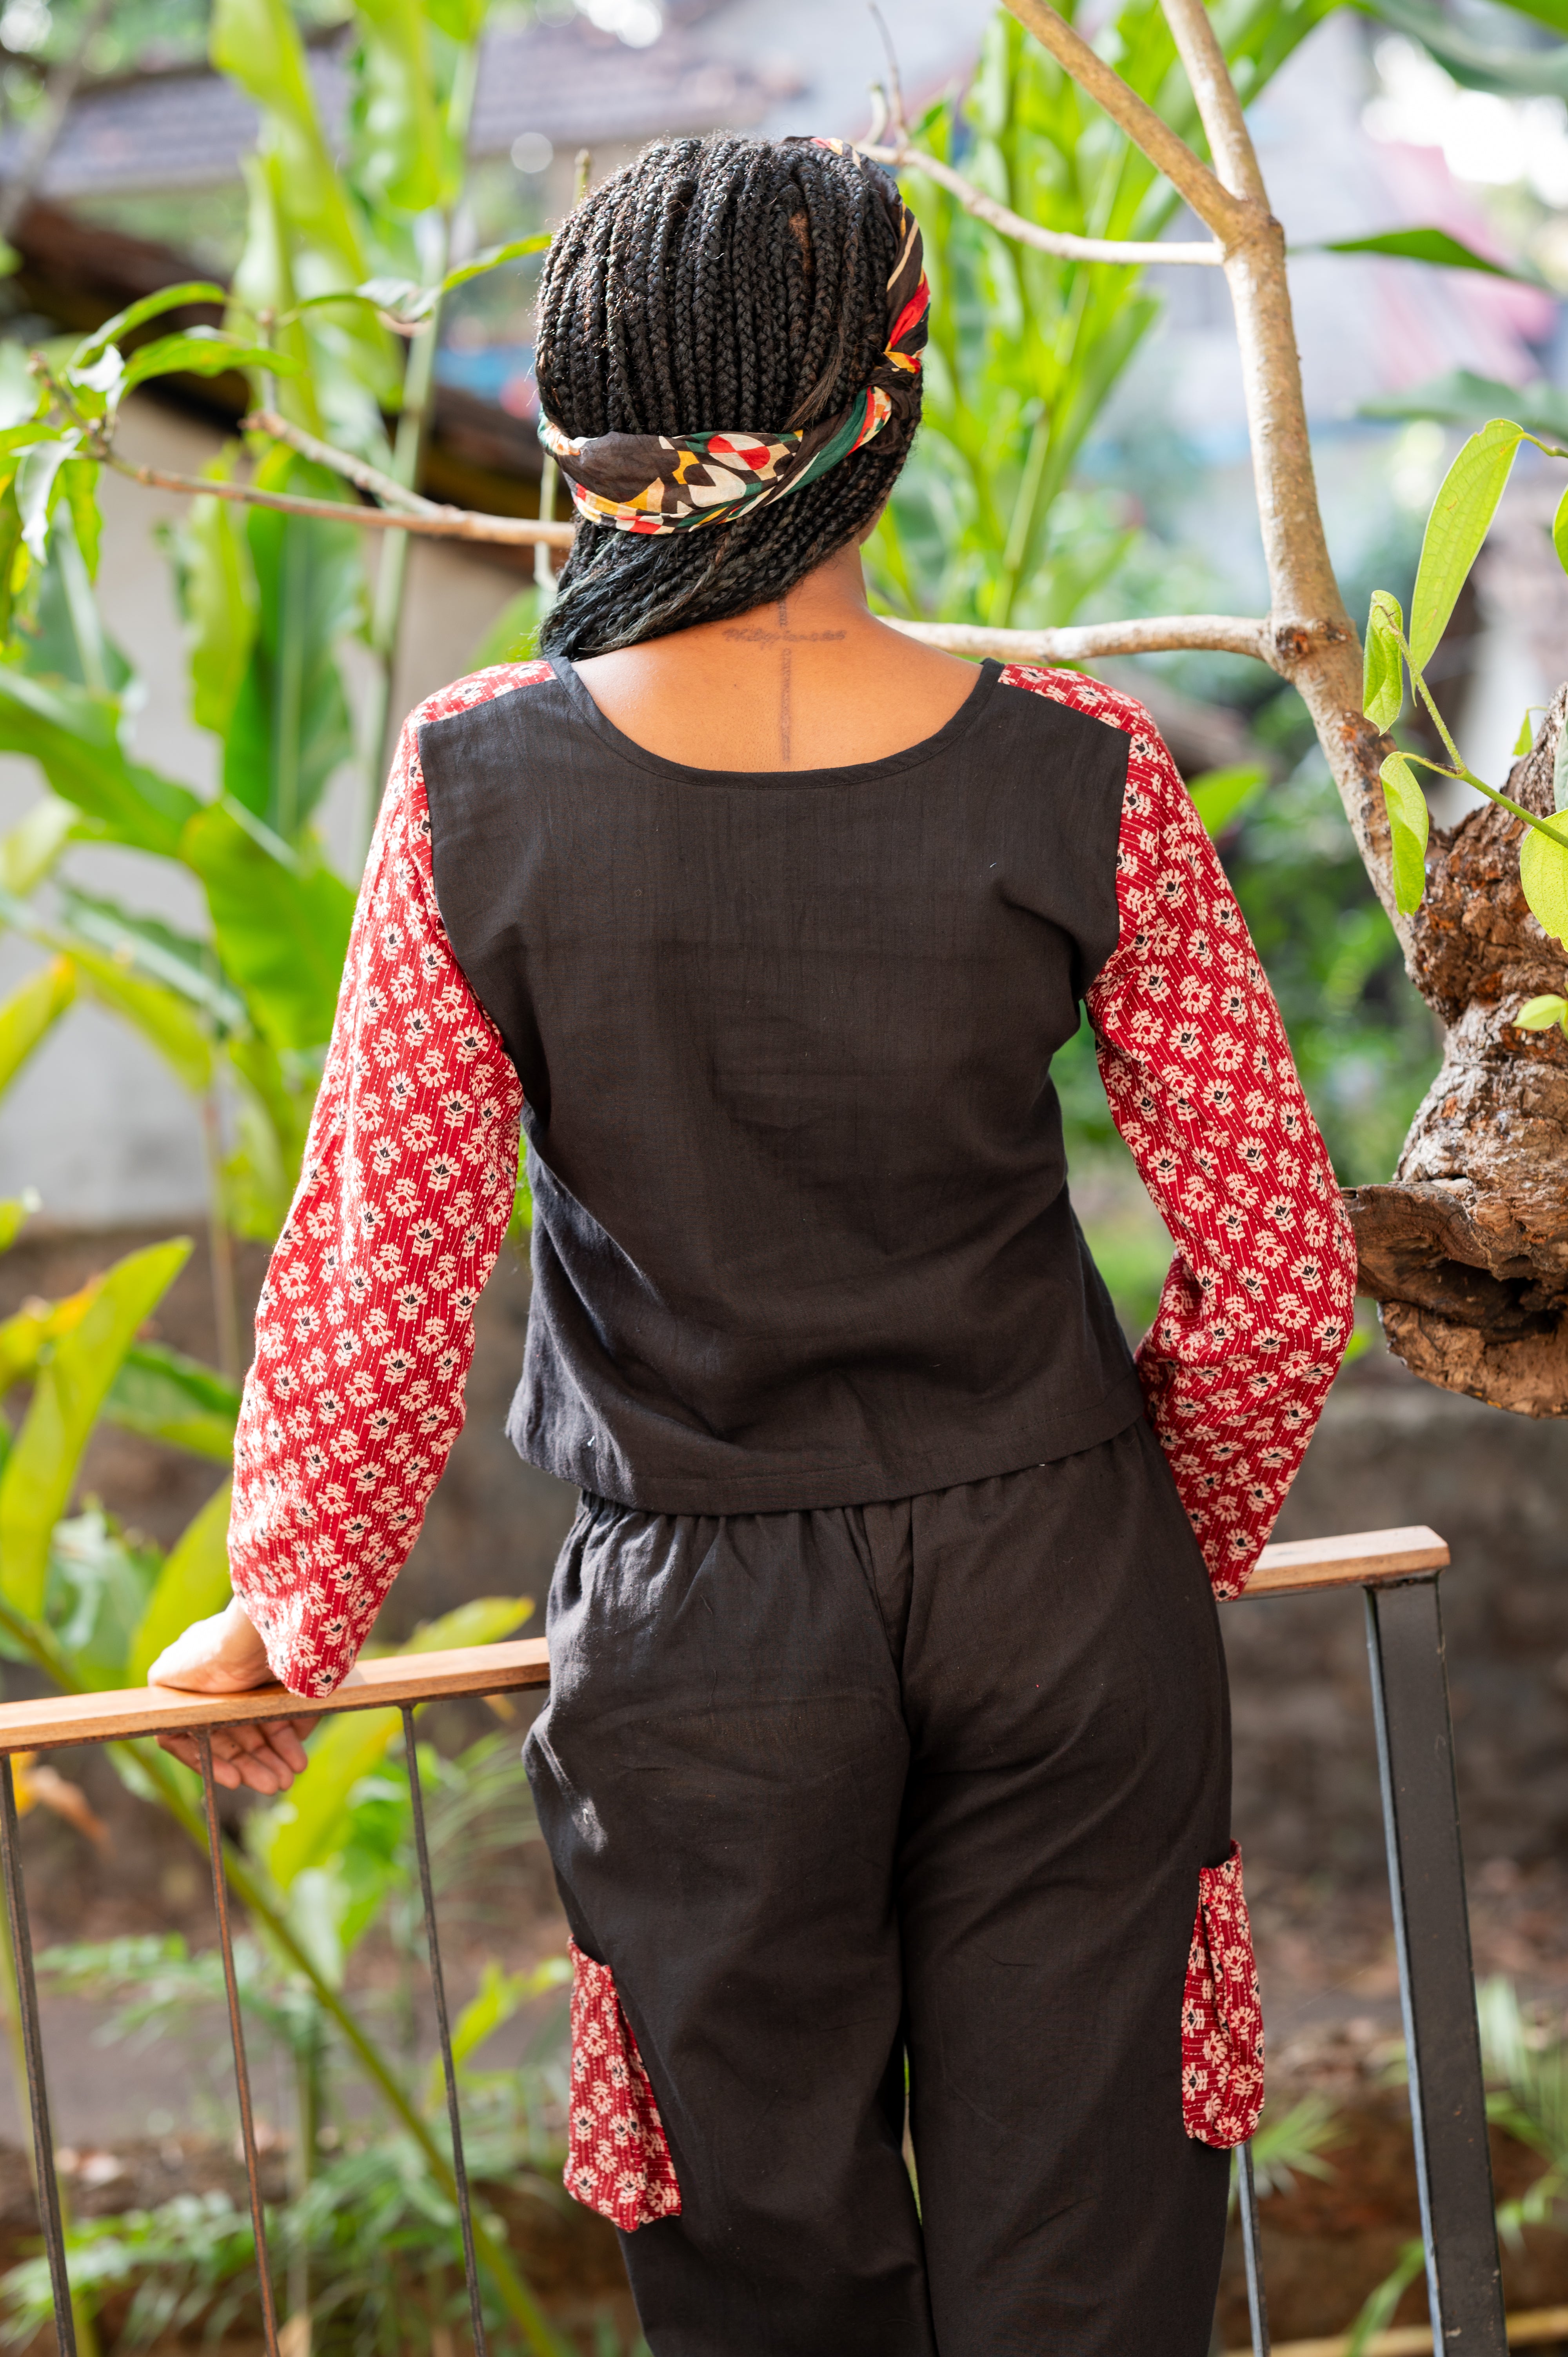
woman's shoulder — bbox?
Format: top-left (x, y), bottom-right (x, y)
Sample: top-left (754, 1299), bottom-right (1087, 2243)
top-left (998, 663), bottom-right (1161, 749)
top-left (409, 656), bottom-right (556, 738)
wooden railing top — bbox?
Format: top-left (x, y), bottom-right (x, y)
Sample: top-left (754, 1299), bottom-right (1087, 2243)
top-left (0, 1526), bottom-right (1449, 1753)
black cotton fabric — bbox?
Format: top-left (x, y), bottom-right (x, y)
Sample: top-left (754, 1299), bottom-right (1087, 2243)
top-left (524, 1421), bottom-right (1233, 2357)
top-left (420, 657), bottom-right (1141, 1515)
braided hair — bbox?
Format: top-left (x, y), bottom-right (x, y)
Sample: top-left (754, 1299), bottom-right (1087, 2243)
top-left (534, 135), bottom-right (920, 658)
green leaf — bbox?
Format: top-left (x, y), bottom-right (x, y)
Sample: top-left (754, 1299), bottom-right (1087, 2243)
top-left (65, 947), bottom-right (214, 1095)
top-left (1409, 418), bottom-right (1524, 671)
top-left (1554, 482), bottom-right (1568, 580)
top-left (351, 0), bottom-right (444, 215)
top-left (1316, 227), bottom-right (1536, 282)
top-left (1360, 0), bottom-right (1568, 95)
top-left (182, 804), bottom-right (353, 1052)
top-left (0, 957), bottom-right (73, 1099)
top-left (1520, 822), bottom-right (1568, 945)
top-left (70, 284), bottom-right (231, 371)
top-left (164, 451), bottom-right (260, 742)
top-left (54, 886), bottom-right (248, 1033)
top-left (104, 1344), bottom-right (240, 1466)
top-left (1380, 749), bottom-right (1430, 915)
top-left (1515, 993), bottom-right (1568, 1035)
top-left (127, 1480), bottom-right (234, 1684)
top-left (468, 584), bottom-right (543, 671)
top-left (1187, 762), bottom-right (1269, 838)
top-left (1363, 591), bottom-right (1404, 730)
top-left (118, 332), bottom-right (300, 399)
top-left (250, 1596), bottom-right (531, 1893)
top-left (0, 666), bottom-right (200, 858)
top-left (0, 1197), bottom-right (34, 1255)
top-left (1361, 370), bottom-right (1568, 442)
top-left (16, 434), bottom-right (78, 564)
top-left (1515, 711), bottom-right (1538, 758)
top-left (439, 234), bottom-right (554, 295)
top-left (1556, 719), bottom-right (1568, 817)
top-left (0, 1240), bottom-right (190, 1619)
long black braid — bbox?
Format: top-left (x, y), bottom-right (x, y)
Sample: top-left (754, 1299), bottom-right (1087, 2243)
top-left (535, 135), bottom-right (921, 658)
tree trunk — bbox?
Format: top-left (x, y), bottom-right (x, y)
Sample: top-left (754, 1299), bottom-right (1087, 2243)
top-left (1348, 684), bottom-right (1568, 1416)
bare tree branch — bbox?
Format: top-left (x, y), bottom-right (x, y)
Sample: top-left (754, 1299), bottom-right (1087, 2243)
top-left (889, 615), bottom-right (1272, 664)
top-left (104, 449), bottom-right (575, 547)
top-left (1000, 0), bottom-right (1250, 243)
top-left (858, 133), bottom-right (1224, 266)
top-left (1157, 0), bottom-right (1269, 206)
top-left (243, 409), bottom-right (438, 515)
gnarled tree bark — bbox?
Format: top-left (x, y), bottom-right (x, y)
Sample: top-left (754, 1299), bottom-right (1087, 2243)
top-left (1349, 687), bottom-right (1568, 1415)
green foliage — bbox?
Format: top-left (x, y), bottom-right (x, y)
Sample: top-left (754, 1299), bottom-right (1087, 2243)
top-left (1230, 2090), bottom-right (1342, 2204)
top-left (1380, 749), bottom-right (1430, 915)
top-left (126, 1481), bottom-right (235, 1682)
top-left (1316, 227), bottom-right (1540, 279)
top-left (0, 955), bottom-right (73, 1094)
top-left (1409, 417), bottom-right (1523, 669)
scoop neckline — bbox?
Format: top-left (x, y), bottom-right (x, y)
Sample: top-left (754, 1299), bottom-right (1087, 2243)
top-left (547, 651), bottom-right (1003, 787)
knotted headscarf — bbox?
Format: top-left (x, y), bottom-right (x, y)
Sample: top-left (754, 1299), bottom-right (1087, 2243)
top-left (538, 140), bottom-right (928, 537)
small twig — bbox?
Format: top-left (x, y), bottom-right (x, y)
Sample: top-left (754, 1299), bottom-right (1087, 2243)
top-left (889, 613), bottom-right (1272, 664)
top-left (1001, 0), bottom-right (1252, 245)
top-left (868, 3), bottom-right (906, 135)
top-left (861, 134), bottom-right (1224, 266)
top-left (243, 409), bottom-right (439, 515)
top-left (104, 450), bottom-right (575, 546)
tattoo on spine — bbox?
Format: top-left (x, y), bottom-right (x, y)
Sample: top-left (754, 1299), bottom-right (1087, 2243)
top-left (719, 597), bottom-right (847, 768)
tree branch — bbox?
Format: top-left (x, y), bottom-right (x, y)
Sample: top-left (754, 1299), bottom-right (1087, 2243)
top-left (858, 133), bottom-right (1224, 266)
top-left (889, 614), bottom-right (1272, 664)
top-left (243, 409), bottom-right (438, 515)
top-left (1000, 0), bottom-right (1250, 243)
top-left (1157, 0), bottom-right (1269, 206)
top-left (104, 449), bottom-right (574, 546)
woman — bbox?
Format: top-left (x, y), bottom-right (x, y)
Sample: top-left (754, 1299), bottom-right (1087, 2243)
top-left (151, 133), bottom-right (1357, 2355)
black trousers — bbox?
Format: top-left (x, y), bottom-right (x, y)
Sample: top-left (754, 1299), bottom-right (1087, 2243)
top-left (524, 1418), bottom-right (1234, 2356)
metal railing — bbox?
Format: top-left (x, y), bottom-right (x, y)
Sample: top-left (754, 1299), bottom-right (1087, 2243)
top-left (0, 1527), bottom-right (1505, 2356)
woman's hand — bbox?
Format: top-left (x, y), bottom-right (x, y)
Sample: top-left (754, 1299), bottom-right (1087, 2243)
top-left (148, 1597), bottom-right (316, 1795)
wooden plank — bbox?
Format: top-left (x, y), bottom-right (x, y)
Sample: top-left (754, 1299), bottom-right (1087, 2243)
top-left (1237, 1524), bottom-right (1450, 1600)
top-left (0, 1638), bottom-right (552, 1756)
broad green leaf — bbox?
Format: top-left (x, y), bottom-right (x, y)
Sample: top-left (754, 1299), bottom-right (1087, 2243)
top-left (1515, 711), bottom-right (1539, 758)
top-left (0, 1240), bottom-right (190, 1619)
top-left (423, 0), bottom-right (489, 40)
top-left (54, 887), bottom-right (248, 1032)
top-left (222, 455), bottom-right (361, 841)
top-left (119, 331), bottom-right (301, 400)
top-left (1520, 822), bottom-right (1568, 945)
top-left (1409, 418), bottom-right (1524, 670)
top-left (66, 947), bottom-right (213, 1095)
top-left (352, 0), bottom-right (444, 215)
top-left (0, 957), bottom-right (73, 1098)
top-left (253, 1596), bottom-right (531, 1892)
top-left (1380, 749), bottom-right (1430, 915)
top-left (71, 283), bottom-right (230, 371)
top-left (0, 666), bottom-right (200, 858)
top-left (1363, 591), bottom-right (1404, 730)
top-left (1187, 763), bottom-right (1269, 838)
top-left (1515, 994), bottom-right (1568, 1035)
top-left (104, 1343), bottom-right (240, 1466)
top-left (0, 480), bottom-right (24, 646)
top-left (166, 450), bottom-right (259, 741)
top-left (181, 803), bottom-right (354, 1051)
top-left (1318, 227), bottom-right (1535, 282)
top-left (16, 435), bottom-right (78, 564)
top-left (127, 1479), bottom-right (234, 1684)
top-left (1362, 370), bottom-right (1568, 442)
top-left (1556, 720), bottom-right (1568, 816)
top-left (0, 342), bottom-right (38, 432)
top-left (439, 234), bottom-right (554, 295)
top-left (0, 1197), bottom-right (33, 1255)
top-left (1554, 482), bottom-right (1568, 579)
top-left (0, 1281), bottom-right (93, 1396)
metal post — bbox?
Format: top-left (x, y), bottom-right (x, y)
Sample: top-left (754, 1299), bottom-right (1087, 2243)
top-left (1364, 1576), bottom-right (1506, 2353)
top-left (1237, 2139), bottom-right (1271, 2357)
top-left (0, 1757), bottom-right (75, 2355)
top-left (197, 1733), bottom-right (281, 2357)
top-left (401, 1706), bottom-right (488, 2357)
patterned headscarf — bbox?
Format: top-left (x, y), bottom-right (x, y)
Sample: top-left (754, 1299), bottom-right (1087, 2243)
top-left (538, 140), bottom-right (928, 537)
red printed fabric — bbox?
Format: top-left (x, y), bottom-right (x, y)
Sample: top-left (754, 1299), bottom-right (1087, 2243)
top-left (1001, 665), bottom-right (1357, 1599)
top-left (565, 1940), bottom-right (683, 2230)
top-left (226, 663), bottom-right (549, 1697)
top-left (1181, 1841), bottom-right (1265, 2147)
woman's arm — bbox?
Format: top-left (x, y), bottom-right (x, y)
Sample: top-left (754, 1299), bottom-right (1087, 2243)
top-left (1003, 664), bottom-right (1358, 1597)
top-left (157, 666), bottom-right (545, 1725)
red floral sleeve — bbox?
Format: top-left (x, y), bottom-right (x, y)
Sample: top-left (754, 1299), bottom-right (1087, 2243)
top-left (1002, 664), bottom-right (1357, 1597)
top-left (227, 662), bottom-right (549, 1697)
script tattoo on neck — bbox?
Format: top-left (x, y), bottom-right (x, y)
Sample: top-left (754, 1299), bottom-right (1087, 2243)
top-left (722, 597), bottom-right (846, 764)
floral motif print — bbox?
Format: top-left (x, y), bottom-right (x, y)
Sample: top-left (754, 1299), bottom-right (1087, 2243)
top-left (564, 1940), bottom-right (683, 2231)
top-left (1001, 665), bottom-right (1357, 1600)
top-left (1180, 1841), bottom-right (1265, 2147)
top-left (226, 664), bottom-right (542, 1697)
top-left (230, 654), bottom-right (1352, 1699)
